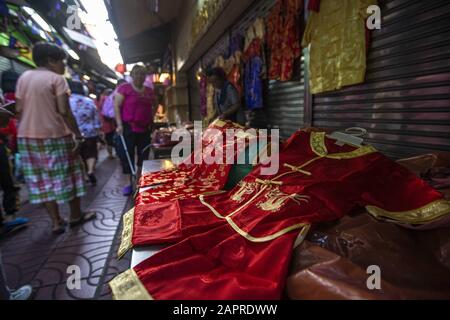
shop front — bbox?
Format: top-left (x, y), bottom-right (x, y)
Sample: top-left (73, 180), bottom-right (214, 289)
top-left (105, 0), bottom-right (450, 301)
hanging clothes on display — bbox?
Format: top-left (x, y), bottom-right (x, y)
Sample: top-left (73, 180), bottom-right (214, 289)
top-left (302, 0), bottom-right (377, 94)
top-left (214, 55), bottom-right (226, 69)
top-left (243, 18), bottom-right (266, 110)
top-left (244, 53), bottom-right (264, 110)
top-left (227, 55), bottom-right (243, 97)
top-left (110, 130), bottom-right (450, 299)
top-left (204, 82), bottom-right (217, 125)
top-left (117, 119), bottom-right (258, 257)
top-left (227, 35), bottom-right (245, 97)
top-left (267, 0), bottom-right (304, 81)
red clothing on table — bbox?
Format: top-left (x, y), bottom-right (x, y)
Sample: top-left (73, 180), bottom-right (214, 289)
top-left (110, 130), bottom-right (450, 300)
top-left (116, 120), bottom-right (258, 257)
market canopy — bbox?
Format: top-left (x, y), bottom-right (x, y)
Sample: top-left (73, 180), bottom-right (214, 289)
top-left (105, 0), bottom-right (183, 64)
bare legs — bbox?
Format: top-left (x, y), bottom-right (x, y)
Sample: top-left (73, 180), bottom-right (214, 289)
top-left (106, 145), bottom-right (114, 159)
top-left (44, 201), bottom-right (63, 232)
top-left (86, 157), bottom-right (96, 175)
top-left (68, 197), bottom-right (82, 221)
top-left (44, 197), bottom-right (84, 232)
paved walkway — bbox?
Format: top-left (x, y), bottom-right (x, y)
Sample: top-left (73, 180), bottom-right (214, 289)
top-left (0, 150), bottom-right (132, 299)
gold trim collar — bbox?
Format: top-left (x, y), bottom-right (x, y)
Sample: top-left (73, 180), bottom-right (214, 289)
top-left (366, 199), bottom-right (450, 224)
top-left (310, 132), bottom-right (377, 159)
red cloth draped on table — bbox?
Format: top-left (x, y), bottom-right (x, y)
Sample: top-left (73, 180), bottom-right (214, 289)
top-left (111, 130), bottom-right (450, 299)
top-left (117, 119), bottom-right (258, 257)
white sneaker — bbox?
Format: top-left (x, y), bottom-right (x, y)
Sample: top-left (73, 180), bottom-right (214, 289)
top-left (10, 285), bottom-right (33, 300)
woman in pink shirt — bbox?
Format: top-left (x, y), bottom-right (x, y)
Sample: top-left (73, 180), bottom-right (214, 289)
top-left (114, 65), bottom-right (155, 196)
top-left (15, 42), bottom-right (96, 234)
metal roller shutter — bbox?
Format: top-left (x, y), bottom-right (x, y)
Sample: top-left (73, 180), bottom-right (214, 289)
top-left (12, 60), bottom-right (32, 74)
top-left (0, 56), bottom-right (13, 73)
top-left (311, 0), bottom-right (450, 159)
top-left (263, 59), bottom-right (305, 140)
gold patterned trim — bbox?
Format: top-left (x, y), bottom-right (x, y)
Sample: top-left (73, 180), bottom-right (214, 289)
top-left (293, 224), bottom-right (311, 248)
top-left (327, 145), bottom-right (378, 160)
top-left (117, 208), bottom-right (134, 259)
top-left (226, 219), bottom-right (309, 243)
top-left (109, 269), bottom-right (153, 300)
top-left (366, 199), bottom-right (450, 224)
top-left (310, 132), bottom-right (328, 157)
top-left (310, 132), bottom-right (377, 159)
top-left (255, 178), bottom-right (283, 186)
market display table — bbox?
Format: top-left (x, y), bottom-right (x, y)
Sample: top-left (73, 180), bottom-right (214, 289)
top-left (130, 157), bottom-right (450, 299)
top-left (130, 159), bottom-right (173, 267)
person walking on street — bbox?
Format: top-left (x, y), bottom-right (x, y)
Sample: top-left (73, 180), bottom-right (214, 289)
top-left (0, 91), bottom-right (29, 236)
top-left (114, 66), bottom-right (155, 196)
top-left (69, 80), bottom-right (102, 185)
top-left (15, 42), bottom-right (96, 235)
top-left (98, 79), bottom-right (126, 159)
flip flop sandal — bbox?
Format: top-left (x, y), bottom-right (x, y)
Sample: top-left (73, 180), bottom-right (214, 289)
top-left (69, 211), bottom-right (97, 228)
top-left (4, 217), bottom-right (29, 228)
top-left (52, 218), bottom-right (68, 235)
top-left (59, 219), bottom-right (68, 227)
top-left (52, 226), bottom-right (66, 235)
top-left (1, 223), bottom-right (27, 238)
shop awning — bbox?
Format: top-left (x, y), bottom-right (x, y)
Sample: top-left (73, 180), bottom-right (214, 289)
top-left (106, 0), bottom-right (183, 64)
top-left (62, 27), bottom-right (97, 50)
top-left (25, 0), bottom-right (117, 80)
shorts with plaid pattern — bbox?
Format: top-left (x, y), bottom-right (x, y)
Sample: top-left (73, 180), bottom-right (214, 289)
top-left (18, 135), bottom-right (86, 204)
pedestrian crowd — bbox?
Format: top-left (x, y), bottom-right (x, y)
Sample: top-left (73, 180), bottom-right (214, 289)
top-left (0, 41), bottom-right (156, 300)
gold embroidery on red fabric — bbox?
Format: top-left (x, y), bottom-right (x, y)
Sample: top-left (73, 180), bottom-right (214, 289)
top-left (231, 181), bottom-right (258, 203)
top-left (257, 187), bottom-right (310, 212)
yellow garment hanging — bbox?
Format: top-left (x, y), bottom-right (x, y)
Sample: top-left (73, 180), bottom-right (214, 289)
top-left (204, 83), bottom-right (217, 126)
top-left (302, 0), bottom-right (377, 94)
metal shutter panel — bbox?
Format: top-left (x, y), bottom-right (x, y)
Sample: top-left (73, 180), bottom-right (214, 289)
top-left (311, 0), bottom-right (450, 158)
